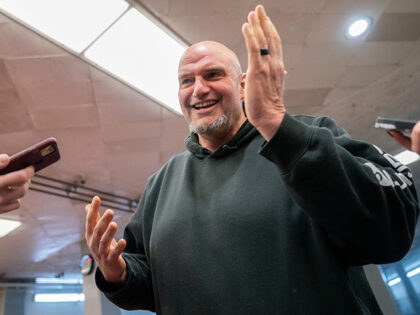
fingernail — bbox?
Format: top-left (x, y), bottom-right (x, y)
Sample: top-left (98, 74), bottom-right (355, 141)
top-left (0, 154), bottom-right (7, 165)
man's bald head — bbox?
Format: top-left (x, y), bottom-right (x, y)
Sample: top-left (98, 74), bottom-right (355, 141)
top-left (179, 41), bottom-right (242, 77)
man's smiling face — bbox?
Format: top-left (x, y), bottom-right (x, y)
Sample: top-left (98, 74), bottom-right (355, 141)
top-left (178, 41), bottom-right (245, 137)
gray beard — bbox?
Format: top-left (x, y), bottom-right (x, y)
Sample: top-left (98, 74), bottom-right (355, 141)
top-left (189, 114), bottom-right (228, 136)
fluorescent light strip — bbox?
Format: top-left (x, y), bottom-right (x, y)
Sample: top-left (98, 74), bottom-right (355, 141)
top-left (85, 8), bottom-right (185, 113)
top-left (34, 293), bottom-right (85, 303)
top-left (0, 218), bottom-right (21, 238)
top-left (393, 150), bottom-right (420, 165)
top-left (35, 278), bottom-right (83, 285)
top-left (0, 0), bottom-right (186, 114)
top-left (407, 266), bottom-right (420, 278)
top-left (388, 278), bottom-right (401, 286)
top-left (0, 0), bottom-right (129, 53)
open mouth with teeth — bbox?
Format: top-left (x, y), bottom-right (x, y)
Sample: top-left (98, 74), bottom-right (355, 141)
top-left (193, 100), bottom-right (218, 110)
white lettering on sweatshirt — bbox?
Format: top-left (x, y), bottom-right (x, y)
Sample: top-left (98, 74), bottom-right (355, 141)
top-left (364, 145), bottom-right (413, 189)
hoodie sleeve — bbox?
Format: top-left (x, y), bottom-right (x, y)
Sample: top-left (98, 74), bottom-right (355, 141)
top-left (95, 185), bottom-right (155, 311)
top-left (259, 113), bottom-right (420, 265)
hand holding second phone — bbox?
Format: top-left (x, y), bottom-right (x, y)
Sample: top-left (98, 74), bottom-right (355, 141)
top-left (389, 121), bottom-right (420, 154)
top-left (0, 154), bottom-right (34, 213)
top-left (85, 196), bottom-right (127, 283)
top-left (242, 5), bottom-right (287, 141)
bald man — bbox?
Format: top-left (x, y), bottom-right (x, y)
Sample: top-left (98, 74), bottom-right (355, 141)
top-left (86, 5), bottom-right (419, 314)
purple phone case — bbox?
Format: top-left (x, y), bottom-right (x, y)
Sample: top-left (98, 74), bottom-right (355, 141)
top-left (0, 137), bottom-right (60, 175)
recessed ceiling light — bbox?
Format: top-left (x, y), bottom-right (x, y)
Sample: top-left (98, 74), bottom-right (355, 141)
top-left (0, 218), bottom-right (21, 238)
top-left (346, 17), bottom-right (372, 38)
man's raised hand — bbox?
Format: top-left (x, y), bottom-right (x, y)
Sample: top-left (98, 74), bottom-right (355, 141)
top-left (242, 5), bottom-right (287, 141)
top-left (85, 196), bottom-right (127, 283)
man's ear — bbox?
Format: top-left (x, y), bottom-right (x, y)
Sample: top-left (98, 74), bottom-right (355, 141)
top-left (239, 73), bottom-right (246, 99)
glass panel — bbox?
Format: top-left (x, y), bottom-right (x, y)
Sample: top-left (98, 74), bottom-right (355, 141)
top-left (379, 217), bottom-right (420, 314)
top-left (3, 282), bottom-right (84, 315)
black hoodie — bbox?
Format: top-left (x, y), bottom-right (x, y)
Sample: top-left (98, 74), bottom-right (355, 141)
top-left (96, 113), bottom-right (419, 315)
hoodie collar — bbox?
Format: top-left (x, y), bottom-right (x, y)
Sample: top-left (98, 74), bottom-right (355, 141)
top-left (185, 120), bottom-right (258, 159)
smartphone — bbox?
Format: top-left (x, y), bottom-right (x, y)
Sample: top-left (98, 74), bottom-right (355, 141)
top-left (0, 137), bottom-right (60, 175)
top-left (375, 117), bottom-right (417, 136)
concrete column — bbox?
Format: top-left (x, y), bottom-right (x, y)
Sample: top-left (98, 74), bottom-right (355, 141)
top-left (2, 287), bottom-right (24, 315)
top-left (81, 240), bottom-right (103, 315)
top-left (81, 241), bottom-right (121, 315)
top-left (83, 268), bottom-right (103, 315)
top-left (364, 264), bottom-right (399, 315)
top-left (0, 288), bottom-right (6, 315)
top-left (101, 292), bottom-right (121, 315)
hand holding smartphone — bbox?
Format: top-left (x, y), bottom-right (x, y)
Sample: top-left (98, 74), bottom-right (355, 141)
top-left (0, 137), bottom-right (60, 175)
top-left (375, 117), bottom-right (420, 154)
top-left (375, 117), bottom-right (417, 137)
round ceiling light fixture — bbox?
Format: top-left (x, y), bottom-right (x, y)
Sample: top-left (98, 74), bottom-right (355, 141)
top-left (346, 17), bottom-right (372, 38)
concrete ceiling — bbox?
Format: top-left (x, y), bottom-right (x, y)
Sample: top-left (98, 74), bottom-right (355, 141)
top-left (0, 0), bottom-right (420, 279)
